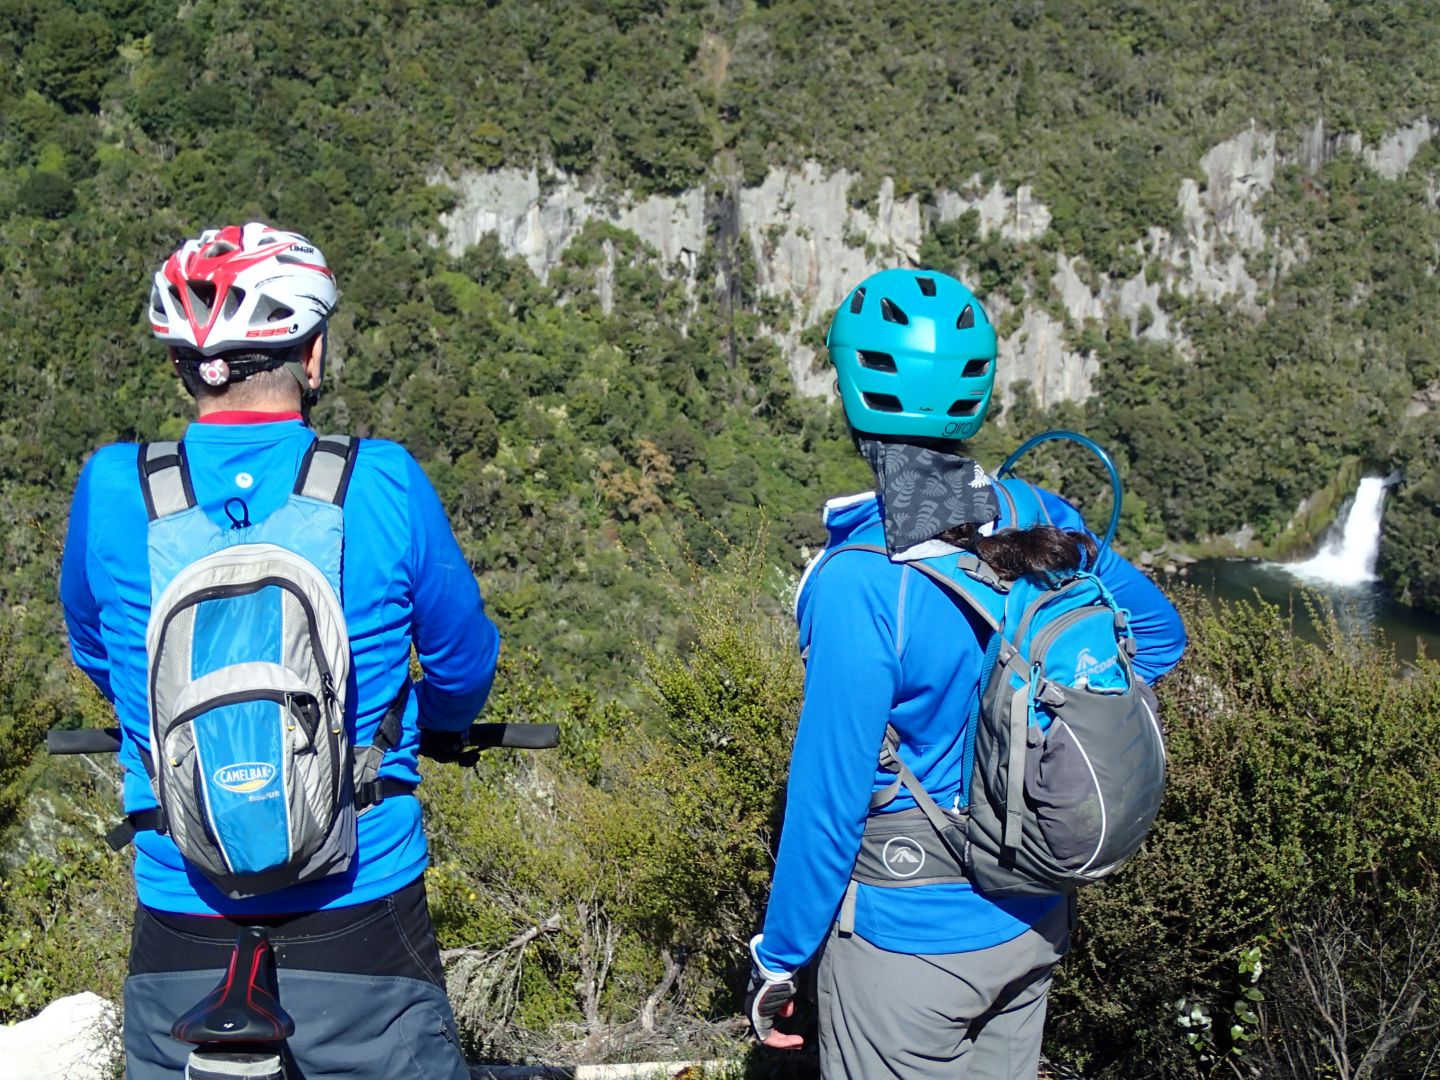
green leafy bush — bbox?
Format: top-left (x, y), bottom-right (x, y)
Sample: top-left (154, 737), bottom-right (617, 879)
top-left (422, 538), bottom-right (799, 1063)
top-left (1049, 593), bottom-right (1440, 1077)
top-left (14, 169), bottom-right (75, 218)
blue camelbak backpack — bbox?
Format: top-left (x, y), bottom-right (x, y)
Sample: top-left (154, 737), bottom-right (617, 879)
top-left (834, 478), bottom-right (1166, 899)
top-left (119, 436), bottom-right (407, 899)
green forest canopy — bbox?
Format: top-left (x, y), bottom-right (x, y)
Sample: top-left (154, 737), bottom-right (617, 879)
top-left (2, 0), bottom-right (1440, 726)
top-left (6, 2), bottom-right (1440, 1072)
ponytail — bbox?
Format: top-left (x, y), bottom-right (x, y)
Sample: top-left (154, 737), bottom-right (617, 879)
top-left (938, 522), bottom-right (1097, 583)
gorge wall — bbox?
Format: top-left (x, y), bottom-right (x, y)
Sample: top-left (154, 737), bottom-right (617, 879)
top-left (435, 117), bottom-right (1435, 408)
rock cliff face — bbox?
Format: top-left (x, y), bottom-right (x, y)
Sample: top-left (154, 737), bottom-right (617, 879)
top-left (435, 116), bottom-right (1433, 405)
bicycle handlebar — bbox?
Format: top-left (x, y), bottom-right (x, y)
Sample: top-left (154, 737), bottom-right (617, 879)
top-left (45, 722), bottom-right (560, 757)
top-left (47, 727), bottom-right (123, 755)
top-left (462, 722), bottom-right (560, 750)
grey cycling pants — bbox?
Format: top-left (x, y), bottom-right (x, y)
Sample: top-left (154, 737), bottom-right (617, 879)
top-left (816, 899), bottom-right (1072, 1080)
top-left (122, 876), bottom-right (468, 1079)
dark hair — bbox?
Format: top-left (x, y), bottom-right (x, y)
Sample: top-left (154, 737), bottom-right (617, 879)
top-left (939, 521), bottom-right (1097, 582)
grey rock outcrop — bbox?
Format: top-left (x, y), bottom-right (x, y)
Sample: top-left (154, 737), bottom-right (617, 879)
top-left (1365, 118), bottom-right (1436, 180)
top-left (1406, 381), bottom-right (1440, 418)
top-left (436, 168), bottom-right (706, 283)
top-left (1299, 116), bottom-right (1365, 175)
top-left (433, 117), bottom-right (1432, 407)
top-left (991, 302), bottom-right (1100, 410)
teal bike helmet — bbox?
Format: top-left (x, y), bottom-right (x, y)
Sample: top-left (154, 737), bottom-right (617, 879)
top-left (827, 268), bottom-right (997, 441)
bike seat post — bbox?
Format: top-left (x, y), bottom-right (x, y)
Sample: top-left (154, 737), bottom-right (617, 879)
top-left (184, 1045), bottom-right (288, 1080)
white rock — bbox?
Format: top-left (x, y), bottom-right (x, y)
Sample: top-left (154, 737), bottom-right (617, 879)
top-left (434, 167), bottom-right (705, 281)
top-left (934, 176), bottom-right (1052, 242)
top-left (0, 992), bottom-right (118, 1080)
top-left (997, 306), bottom-right (1099, 409)
top-left (1365, 118), bottom-right (1435, 180)
top-left (430, 116), bottom-right (1434, 409)
top-left (1298, 116), bottom-right (1363, 175)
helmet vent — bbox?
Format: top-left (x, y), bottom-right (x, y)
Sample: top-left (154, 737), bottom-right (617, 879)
top-left (150, 286), bottom-right (166, 316)
top-left (957, 304), bottom-right (975, 329)
top-left (962, 359), bottom-right (990, 378)
top-left (916, 276), bottom-right (936, 297)
top-left (880, 298), bottom-right (909, 325)
top-left (265, 304), bottom-right (295, 323)
top-left (863, 392), bottom-right (904, 413)
top-left (857, 350), bottom-right (897, 372)
top-left (948, 399), bottom-right (980, 417)
top-left (849, 288), bottom-right (866, 314)
top-left (201, 238), bottom-right (238, 259)
top-left (186, 281), bottom-right (217, 321)
top-left (222, 287), bottom-right (245, 320)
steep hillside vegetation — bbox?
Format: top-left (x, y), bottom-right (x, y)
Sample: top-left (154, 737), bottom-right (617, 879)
top-left (6, 1), bottom-right (1440, 1073)
top-left (4, 2), bottom-right (1440, 672)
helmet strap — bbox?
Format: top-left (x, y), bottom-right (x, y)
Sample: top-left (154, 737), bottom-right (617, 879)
top-left (286, 326), bottom-right (327, 412)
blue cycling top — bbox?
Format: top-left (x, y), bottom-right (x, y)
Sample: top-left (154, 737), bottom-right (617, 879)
top-left (60, 416), bottom-right (501, 916)
top-left (753, 486), bottom-right (1187, 975)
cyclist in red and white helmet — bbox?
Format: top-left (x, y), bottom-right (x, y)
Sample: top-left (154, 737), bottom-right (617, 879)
top-left (149, 221), bottom-right (338, 407)
top-left (60, 223), bottom-right (499, 1079)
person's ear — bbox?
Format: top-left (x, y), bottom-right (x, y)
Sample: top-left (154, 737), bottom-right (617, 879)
top-left (303, 332), bottom-right (326, 390)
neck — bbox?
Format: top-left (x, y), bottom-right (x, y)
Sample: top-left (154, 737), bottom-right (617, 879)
top-left (197, 396), bottom-right (302, 418)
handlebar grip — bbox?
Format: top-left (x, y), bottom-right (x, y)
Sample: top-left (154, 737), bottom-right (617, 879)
top-left (46, 728), bottom-right (123, 755)
top-left (48, 724), bottom-right (561, 758)
top-left (465, 723), bottom-right (560, 750)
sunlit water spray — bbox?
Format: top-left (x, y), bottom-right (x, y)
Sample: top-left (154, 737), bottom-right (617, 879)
top-left (1174, 477), bottom-right (1440, 663)
top-left (1286, 477), bottom-right (1389, 587)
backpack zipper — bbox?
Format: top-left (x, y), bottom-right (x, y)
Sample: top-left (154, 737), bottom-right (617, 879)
top-left (1027, 606), bottom-right (1115, 671)
top-left (1008, 576), bottom-right (1093, 649)
top-left (162, 688), bottom-right (323, 750)
top-left (149, 575), bottom-right (338, 743)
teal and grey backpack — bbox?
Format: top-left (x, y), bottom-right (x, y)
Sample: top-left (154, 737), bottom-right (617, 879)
top-left (834, 479), bottom-right (1166, 905)
top-left (118, 436), bottom-right (408, 899)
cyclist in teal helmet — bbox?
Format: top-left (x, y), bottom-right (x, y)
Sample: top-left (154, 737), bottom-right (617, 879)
top-left (745, 269), bottom-right (1186, 1079)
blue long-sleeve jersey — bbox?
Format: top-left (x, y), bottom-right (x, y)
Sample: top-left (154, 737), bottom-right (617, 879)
top-left (754, 488), bottom-right (1186, 974)
top-left (60, 418), bottom-right (500, 916)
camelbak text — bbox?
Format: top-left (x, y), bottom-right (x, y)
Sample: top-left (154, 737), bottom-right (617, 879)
top-left (214, 762), bottom-right (277, 794)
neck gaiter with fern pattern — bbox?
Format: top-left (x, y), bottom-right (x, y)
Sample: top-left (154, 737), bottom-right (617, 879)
top-left (857, 438), bottom-right (1001, 556)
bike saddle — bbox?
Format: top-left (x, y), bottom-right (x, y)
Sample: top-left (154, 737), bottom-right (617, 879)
top-left (171, 927), bottom-right (296, 1044)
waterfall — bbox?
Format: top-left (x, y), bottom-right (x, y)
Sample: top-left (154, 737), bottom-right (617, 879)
top-left (1288, 477), bottom-right (1390, 587)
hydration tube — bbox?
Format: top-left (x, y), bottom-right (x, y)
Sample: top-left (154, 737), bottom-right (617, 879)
top-left (997, 429), bottom-right (1124, 556)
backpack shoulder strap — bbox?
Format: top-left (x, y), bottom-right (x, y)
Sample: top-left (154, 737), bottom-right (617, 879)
top-left (818, 543), bottom-right (1004, 632)
top-left (137, 441), bottom-right (197, 521)
top-left (295, 434), bottom-right (359, 506)
top-left (820, 545), bottom-right (1008, 821)
top-left (993, 477), bottom-right (1050, 529)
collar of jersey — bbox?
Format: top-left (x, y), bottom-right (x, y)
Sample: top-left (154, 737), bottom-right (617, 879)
top-left (183, 417), bottom-right (310, 446)
top-left (196, 410), bottom-right (304, 425)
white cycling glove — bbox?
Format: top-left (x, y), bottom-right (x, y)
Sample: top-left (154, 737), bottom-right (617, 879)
top-left (745, 934), bottom-right (797, 1044)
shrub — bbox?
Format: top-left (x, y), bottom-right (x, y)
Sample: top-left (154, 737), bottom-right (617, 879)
top-left (423, 538), bottom-right (799, 1064)
top-left (1048, 592), bottom-right (1440, 1078)
top-left (14, 169), bottom-right (74, 218)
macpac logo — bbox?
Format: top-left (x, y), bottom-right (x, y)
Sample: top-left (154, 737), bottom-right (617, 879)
top-left (1076, 647), bottom-right (1119, 680)
top-left (214, 762), bottom-right (277, 794)
top-left (882, 837), bottom-right (926, 879)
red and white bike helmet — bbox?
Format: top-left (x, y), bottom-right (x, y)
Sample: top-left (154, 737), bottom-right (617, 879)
top-left (149, 223), bottom-right (337, 368)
